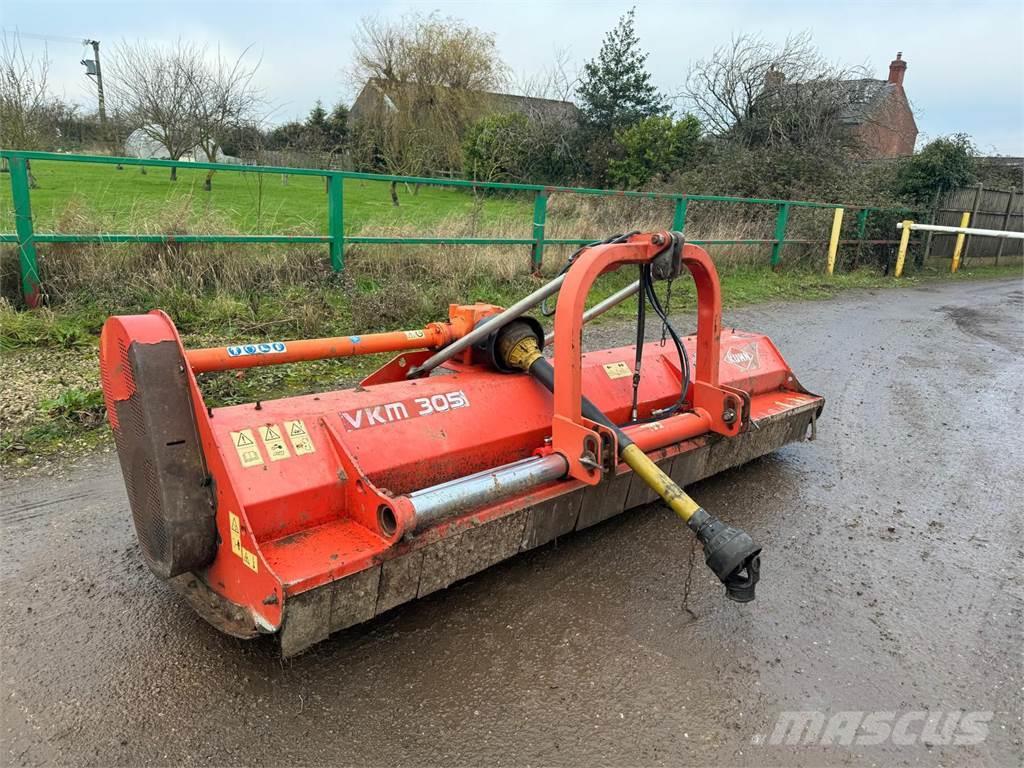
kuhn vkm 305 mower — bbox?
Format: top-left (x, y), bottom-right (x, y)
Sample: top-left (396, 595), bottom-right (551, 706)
top-left (100, 231), bottom-right (823, 655)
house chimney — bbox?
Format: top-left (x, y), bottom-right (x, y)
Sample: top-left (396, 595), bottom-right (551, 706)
top-left (888, 52), bottom-right (907, 86)
top-left (765, 66), bottom-right (784, 90)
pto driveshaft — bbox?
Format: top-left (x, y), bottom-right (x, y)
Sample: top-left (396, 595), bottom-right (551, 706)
top-left (498, 321), bottom-right (762, 602)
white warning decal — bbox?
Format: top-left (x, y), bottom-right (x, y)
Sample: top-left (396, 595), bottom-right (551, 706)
top-left (284, 419), bottom-right (316, 455)
top-left (227, 341), bottom-right (286, 358)
top-left (258, 424), bottom-right (291, 461)
top-left (230, 429), bottom-right (263, 468)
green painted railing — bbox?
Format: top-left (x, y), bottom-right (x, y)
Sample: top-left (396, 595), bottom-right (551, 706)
top-left (0, 149), bottom-right (922, 307)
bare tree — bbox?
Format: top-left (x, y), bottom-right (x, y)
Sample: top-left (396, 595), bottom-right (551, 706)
top-left (679, 32), bottom-right (869, 149)
top-left (350, 15), bottom-right (407, 84)
top-left (186, 46), bottom-right (262, 189)
top-left (107, 40), bottom-right (204, 179)
top-left (509, 47), bottom-right (585, 182)
top-left (513, 47), bottom-right (577, 105)
top-left (349, 13), bottom-right (507, 188)
top-left (0, 33), bottom-right (62, 151)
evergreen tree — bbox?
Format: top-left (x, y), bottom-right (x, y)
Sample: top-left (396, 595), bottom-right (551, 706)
top-left (576, 8), bottom-right (668, 131)
top-left (325, 102), bottom-right (350, 148)
top-left (307, 100), bottom-right (329, 132)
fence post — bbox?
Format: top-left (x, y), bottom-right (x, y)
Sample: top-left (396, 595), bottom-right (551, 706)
top-left (921, 190), bottom-right (940, 266)
top-left (962, 182), bottom-right (984, 266)
top-left (826, 207), bottom-right (844, 275)
top-left (995, 186), bottom-right (1015, 265)
top-left (951, 211), bottom-right (970, 272)
top-left (9, 157), bottom-right (41, 307)
top-left (530, 191), bottom-right (548, 274)
top-left (770, 203), bottom-right (790, 269)
top-left (672, 196), bottom-right (689, 233)
top-left (895, 220), bottom-right (913, 278)
top-left (327, 173), bottom-right (344, 271)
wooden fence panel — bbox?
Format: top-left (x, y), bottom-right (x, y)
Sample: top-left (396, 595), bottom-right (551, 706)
top-left (929, 184), bottom-right (1022, 261)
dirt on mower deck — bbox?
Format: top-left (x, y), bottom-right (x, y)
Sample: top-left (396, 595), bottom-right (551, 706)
top-left (2, 279), bottom-right (1022, 767)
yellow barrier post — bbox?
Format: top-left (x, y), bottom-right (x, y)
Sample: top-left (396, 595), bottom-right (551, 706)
top-left (826, 208), bottom-right (844, 275)
top-left (895, 219), bottom-right (913, 277)
top-left (951, 211), bottom-right (970, 272)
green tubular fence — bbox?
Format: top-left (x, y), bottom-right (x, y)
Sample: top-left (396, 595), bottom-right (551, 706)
top-left (0, 149), bottom-right (923, 307)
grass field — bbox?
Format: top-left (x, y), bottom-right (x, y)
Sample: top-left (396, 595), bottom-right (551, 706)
top-left (0, 158), bottom-right (532, 235)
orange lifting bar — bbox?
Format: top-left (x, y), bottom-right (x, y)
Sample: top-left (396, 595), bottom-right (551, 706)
top-left (185, 302), bottom-right (506, 373)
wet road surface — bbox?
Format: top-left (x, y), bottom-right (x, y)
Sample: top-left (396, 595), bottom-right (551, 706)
top-left (2, 278), bottom-right (1022, 766)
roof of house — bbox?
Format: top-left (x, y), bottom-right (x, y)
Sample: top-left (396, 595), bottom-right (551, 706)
top-left (832, 79), bottom-right (904, 126)
top-left (478, 90), bottom-right (579, 121)
top-left (352, 79), bottom-right (579, 122)
top-left (758, 76), bottom-right (913, 128)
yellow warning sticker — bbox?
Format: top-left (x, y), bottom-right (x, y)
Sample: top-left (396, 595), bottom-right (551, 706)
top-left (240, 549), bottom-right (259, 573)
top-left (404, 329), bottom-right (426, 340)
top-left (284, 419), bottom-right (316, 455)
top-left (228, 512), bottom-right (259, 573)
top-left (229, 511), bottom-right (243, 555)
top-left (603, 361), bottom-right (632, 379)
top-left (230, 429), bottom-right (263, 468)
top-left (258, 424), bottom-right (291, 462)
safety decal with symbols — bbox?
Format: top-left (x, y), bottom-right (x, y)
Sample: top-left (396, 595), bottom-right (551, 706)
top-left (258, 424), bottom-right (291, 461)
top-left (603, 361), bottom-right (632, 379)
top-left (231, 421), bottom-right (317, 468)
top-left (229, 512), bottom-right (259, 573)
top-left (404, 329), bottom-right (426, 340)
top-left (230, 429), bottom-right (264, 468)
top-left (284, 419), bottom-right (316, 455)
top-left (226, 341), bottom-right (287, 358)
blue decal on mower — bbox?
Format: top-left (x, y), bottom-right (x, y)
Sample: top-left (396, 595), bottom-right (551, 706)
top-left (227, 341), bottom-right (287, 357)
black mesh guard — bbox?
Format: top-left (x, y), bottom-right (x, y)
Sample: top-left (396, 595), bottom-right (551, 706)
top-left (112, 340), bottom-right (215, 579)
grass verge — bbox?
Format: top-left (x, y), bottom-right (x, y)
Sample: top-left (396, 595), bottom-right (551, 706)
top-left (2, 258), bottom-right (1019, 471)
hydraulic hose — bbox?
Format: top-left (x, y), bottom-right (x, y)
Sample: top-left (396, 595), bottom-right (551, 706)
top-left (637, 262), bottom-right (691, 422)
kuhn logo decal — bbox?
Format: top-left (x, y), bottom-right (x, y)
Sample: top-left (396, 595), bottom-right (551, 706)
top-left (724, 342), bottom-right (760, 371)
top-left (340, 390), bottom-right (469, 430)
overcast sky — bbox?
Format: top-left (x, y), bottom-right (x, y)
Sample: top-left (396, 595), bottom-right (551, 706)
top-left (5, 0), bottom-right (1023, 154)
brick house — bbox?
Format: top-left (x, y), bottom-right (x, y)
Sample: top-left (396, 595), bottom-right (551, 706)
top-left (760, 52), bottom-right (918, 157)
top-left (838, 53), bottom-right (918, 157)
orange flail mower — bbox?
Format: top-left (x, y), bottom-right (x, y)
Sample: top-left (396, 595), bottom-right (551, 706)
top-left (99, 232), bottom-right (823, 655)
